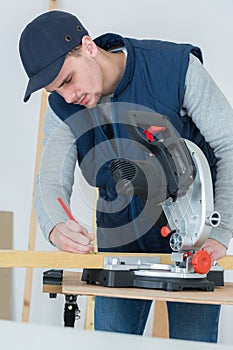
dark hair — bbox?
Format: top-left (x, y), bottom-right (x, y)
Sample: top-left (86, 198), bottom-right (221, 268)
top-left (66, 44), bottom-right (82, 57)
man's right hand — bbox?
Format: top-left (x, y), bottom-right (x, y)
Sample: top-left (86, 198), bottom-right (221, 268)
top-left (49, 220), bottom-right (95, 254)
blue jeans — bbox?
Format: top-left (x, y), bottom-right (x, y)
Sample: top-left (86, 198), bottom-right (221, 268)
top-left (94, 297), bottom-right (220, 343)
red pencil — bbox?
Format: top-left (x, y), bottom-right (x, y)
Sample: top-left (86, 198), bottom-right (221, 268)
top-left (57, 197), bottom-right (76, 222)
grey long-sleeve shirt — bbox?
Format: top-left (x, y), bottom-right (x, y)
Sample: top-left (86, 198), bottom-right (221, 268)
top-left (35, 54), bottom-right (233, 249)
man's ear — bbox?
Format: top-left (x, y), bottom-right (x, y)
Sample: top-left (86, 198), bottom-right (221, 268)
top-left (81, 35), bottom-right (98, 57)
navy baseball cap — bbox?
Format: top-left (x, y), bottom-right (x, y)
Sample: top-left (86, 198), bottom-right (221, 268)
top-left (19, 10), bottom-right (89, 102)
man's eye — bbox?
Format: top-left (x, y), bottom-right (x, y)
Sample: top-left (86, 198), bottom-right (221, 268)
top-left (65, 77), bottom-right (72, 84)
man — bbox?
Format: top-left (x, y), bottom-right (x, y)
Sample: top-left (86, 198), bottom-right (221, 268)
top-left (19, 10), bottom-right (233, 342)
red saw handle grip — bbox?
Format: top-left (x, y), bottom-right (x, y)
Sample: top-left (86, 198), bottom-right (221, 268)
top-left (192, 250), bottom-right (212, 274)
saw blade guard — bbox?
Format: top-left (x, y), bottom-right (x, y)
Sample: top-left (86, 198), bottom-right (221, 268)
top-left (108, 110), bottom-right (220, 253)
top-left (163, 140), bottom-right (221, 252)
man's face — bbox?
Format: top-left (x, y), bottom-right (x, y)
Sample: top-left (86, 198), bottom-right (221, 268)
top-left (45, 52), bottom-right (104, 108)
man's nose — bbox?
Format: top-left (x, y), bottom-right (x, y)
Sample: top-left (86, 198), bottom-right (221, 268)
top-left (63, 90), bottom-right (78, 104)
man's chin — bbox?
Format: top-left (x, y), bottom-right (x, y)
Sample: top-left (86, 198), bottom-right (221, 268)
top-left (86, 95), bottom-right (101, 108)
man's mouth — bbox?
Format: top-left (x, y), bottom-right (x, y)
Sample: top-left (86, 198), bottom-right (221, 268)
top-left (77, 94), bottom-right (88, 105)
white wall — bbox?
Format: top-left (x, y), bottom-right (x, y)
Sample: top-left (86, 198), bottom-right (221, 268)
top-left (0, 0), bottom-right (233, 344)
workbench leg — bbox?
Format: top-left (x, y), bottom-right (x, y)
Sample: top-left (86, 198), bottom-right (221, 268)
top-left (64, 294), bottom-right (80, 327)
top-left (152, 301), bottom-right (169, 338)
top-left (84, 296), bottom-right (95, 330)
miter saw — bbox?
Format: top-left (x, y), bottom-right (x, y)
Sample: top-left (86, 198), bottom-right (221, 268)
top-left (82, 110), bottom-right (224, 291)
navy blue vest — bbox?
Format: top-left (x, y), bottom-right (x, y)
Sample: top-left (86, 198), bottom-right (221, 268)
top-left (49, 33), bottom-right (217, 253)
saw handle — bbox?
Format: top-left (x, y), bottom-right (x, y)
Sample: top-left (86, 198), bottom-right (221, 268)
top-left (192, 250), bottom-right (212, 274)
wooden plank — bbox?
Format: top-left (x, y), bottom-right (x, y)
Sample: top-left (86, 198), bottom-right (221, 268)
top-left (83, 188), bottom-right (98, 330)
top-left (0, 251), bottom-right (172, 268)
top-left (22, 80), bottom-right (48, 324)
top-left (0, 212), bottom-right (13, 320)
top-left (217, 255), bottom-right (233, 270)
top-left (43, 284), bottom-right (62, 294)
top-left (22, 89), bottom-right (49, 323)
top-left (60, 271), bottom-right (233, 305)
top-left (0, 250), bottom-right (232, 269)
top-left (49, 0), bottom-right (57, 10)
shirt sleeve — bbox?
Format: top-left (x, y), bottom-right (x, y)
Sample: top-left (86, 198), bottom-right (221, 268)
top-left (182, 54), bottom-right (233, 248)
top-left (34, 104), bottom-right (77, 242)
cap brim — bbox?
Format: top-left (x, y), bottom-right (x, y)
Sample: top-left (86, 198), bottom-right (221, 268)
top-left (23, 55), bottom-right (66, 102)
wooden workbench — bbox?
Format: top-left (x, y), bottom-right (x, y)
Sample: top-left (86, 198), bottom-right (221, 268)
top-left (43, 271), bottom-right (233, 305)
top-left (42, 269), bottom-right (233, 337)
top-left (1, 250), bottom-right (233, 337)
